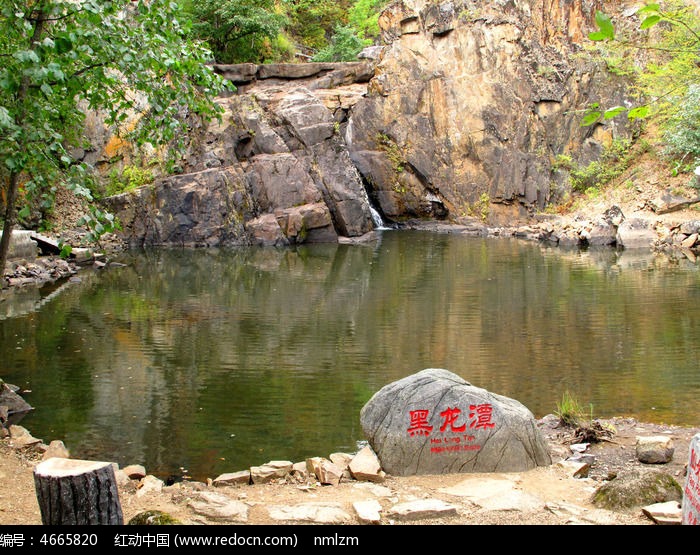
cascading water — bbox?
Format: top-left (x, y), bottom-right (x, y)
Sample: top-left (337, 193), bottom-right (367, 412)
top-left (346, 118), bottom-right (391, 231)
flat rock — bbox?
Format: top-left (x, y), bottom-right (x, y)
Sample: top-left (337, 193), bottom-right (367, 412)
top-left (187, 491), bottom-right (249, 522)
top-left (353, 499), bottom-right (382, 524)
top-left (213, 470), bottom-right (251, 486)
top-left (250, 460), bottom-right (293, 484)
top-left (387, 498), bottom-right (458, 521)
top-left (438, 475), bottom-right (543, 512)
top-left (642, 501), bottom-right (682, 525)
top-left (267, 503), bottom-right (352, 524)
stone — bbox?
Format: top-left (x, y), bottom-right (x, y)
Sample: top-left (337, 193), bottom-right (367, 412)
top-left (122, 464), bottom-right (147, 479)
top-left (438, 475), bottom-right (543, 512)
top-left (213, 470), bottom-right (251, 486)
top-left (642, 501), bottom-right (682, 525)
top-left (136, 475), bottom-right (164, 497)
top-left (0, 383), bottom-right (33, 424)
top-left (352, 482), bottom-right (393, 498)
top-left (267, 503), bottom-right (352, 524)
top-left (681, 233), bottom-right (698, 249)
top-left (307, 458), bottom-right (343, 486)
top-left (556, 459), bottom-right (591, 479)
top-left (291, 462), bottom-right (308, 480)
top-left (616, 218), bottom-right (657, 249)
top-left (329, 452), bottom-right (353, 470)
top-left (635, 436), bottom-right (674, 464)
top-left (41, 440), bottom-right (70, 461)
top-left (592, 469), bottom-right (682, 510)
top-left (250, 460), bottom-right (293, 484)
top-left (360, 368), bottom-right (551, 476)
top-left (386, 499), bottom-right (458, 521)
top-left (348, 446), bottom-right (385, 483)
top-left (7, 425), bottom-right (42, 449)
top-left (682, 433), bottom-right (700, 525)
top-left (353, 499), bottom-right (382, 524)
top-left (187, 491), bottom-right (249, 522)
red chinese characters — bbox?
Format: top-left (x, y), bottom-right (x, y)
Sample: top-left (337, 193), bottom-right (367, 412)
top-left (407, 409), bottom-right (433, 436)
top-left (407, 404), bottom-right (496, 454)
top-left (469, 403), bottom-right (495, 430)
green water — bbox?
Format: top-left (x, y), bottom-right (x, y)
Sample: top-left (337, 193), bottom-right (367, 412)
top-left (2, 230), bottom-right (699, 482)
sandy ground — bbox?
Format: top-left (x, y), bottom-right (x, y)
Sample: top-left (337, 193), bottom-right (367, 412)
top-left (1, 416), bottom-right (697, 526)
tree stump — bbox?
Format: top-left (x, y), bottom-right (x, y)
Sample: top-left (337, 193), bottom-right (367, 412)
top-left (33, 458), bottom-right (124, 525)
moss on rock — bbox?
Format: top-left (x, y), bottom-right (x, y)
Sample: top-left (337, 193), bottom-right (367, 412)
top-left (592, 469), bottom-right (682, 510)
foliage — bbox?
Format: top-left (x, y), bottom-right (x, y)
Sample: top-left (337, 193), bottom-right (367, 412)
top-left (182, 0), bottom-right (287, 64)
top-left (583, 1), bottom-right (700, 169)
top-left (312, 24), bottom-right (370, 62)
top-left (283, 0), bottom-right (351, 52)
top-left (105, 165), bottom-right (155, 197)
top-left (348, 0), bottom-right (390, 40)
top-left (661, 84), bottom-right (700, 170)
top-left (0, 0), bottom-right (229, 274)
top-left (564, 139), bottom-right (636, 193)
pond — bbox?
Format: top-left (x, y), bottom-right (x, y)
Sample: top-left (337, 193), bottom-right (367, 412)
top-left (2, 230), bottom-right (699, 482)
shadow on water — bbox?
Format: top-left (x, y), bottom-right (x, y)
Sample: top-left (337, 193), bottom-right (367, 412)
top-left (1, 231), bottom-right (698, 482)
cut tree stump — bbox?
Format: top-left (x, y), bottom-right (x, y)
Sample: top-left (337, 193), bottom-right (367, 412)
top-left (33, 458), bottom-right (124, 525)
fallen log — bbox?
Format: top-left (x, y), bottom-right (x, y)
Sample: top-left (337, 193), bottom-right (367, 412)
top-left (33, 457), bottom-right (123, 525)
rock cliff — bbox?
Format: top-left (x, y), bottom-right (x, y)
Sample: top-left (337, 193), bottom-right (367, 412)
top-left (102, 0), bottom-right (636, 247)
top-left (348, 0), bottom-right (635, 225)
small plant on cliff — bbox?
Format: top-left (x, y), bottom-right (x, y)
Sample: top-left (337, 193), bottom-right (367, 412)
top-left (105, 166), bottom-right (155, 197)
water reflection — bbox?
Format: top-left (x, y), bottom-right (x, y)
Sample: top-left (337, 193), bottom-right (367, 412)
top-left (1, 231), bottom-right (699, 481)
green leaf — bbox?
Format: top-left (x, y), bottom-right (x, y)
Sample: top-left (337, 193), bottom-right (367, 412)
top-left (640, 15), bottom-right (661, 29)
top-left (637, 4), bottom-right (660, 14)
top-left (628, 105), bottom-right (650, 120)
top-left (17, 206), bottom-right (30, 219)
top-left (588, 31), bottom-right (607, 41)
top-left (54, 37), bottom-right (73, 54)
top-left (594, 11), bottom-right (615, 40)
top-left (581, 111), bottom-right (602, 127)
top-left (603, 106), bottom-right (627, 120)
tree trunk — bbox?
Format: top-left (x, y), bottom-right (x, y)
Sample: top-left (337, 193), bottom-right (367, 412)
top-left (0, 172), bottom-right (20, 282)
top-left (33, 458), bottom-right (124, 525)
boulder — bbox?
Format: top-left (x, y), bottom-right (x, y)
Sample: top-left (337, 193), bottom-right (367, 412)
top-left (635, 436), bottom-right (674, 464)
top-left (359, 369), bottom-right (551, 476)
top-left (592, 469), bottom-right (682, 510)
top-left (616, 218), bottom-right (657, 249)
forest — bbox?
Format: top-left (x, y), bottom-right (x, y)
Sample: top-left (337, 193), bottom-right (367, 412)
top-left (177, 0), bottom-right (391, 63)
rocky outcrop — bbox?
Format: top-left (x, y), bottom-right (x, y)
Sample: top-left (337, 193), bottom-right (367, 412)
top-left (347, 0), bottom-right (634, 223)
top-left (100, 0), bottom-right (638, 248)
top-left (105, 62), bottom-right (377, 248)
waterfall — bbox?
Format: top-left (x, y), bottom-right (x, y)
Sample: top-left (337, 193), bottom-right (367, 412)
top-left (370, 205), bottom-right (387, 229)
top-left (346, 118), bottom-right (390, 231)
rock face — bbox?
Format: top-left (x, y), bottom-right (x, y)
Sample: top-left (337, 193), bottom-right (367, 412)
top-left (98, 1), bottom-right (636, 247)
top-left (105, 63), bottom-right (376, 248)
top-left (359, 368), bottom-right (551, 476)
top-left (347, 0), bottom-right (634, 223)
